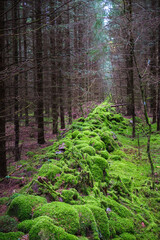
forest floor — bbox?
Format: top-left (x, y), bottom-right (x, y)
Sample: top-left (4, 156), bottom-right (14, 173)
top-left (0, 101), bottom-right (160, 240)
top-left (0, 109), bottom-right (159, 203)
top-left (0, 102), bottom-right (100, 207)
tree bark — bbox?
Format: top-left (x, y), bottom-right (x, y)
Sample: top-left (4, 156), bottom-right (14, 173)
top-left (66, 2), bottom-right (72, 124)
top-left (150, 0), bottom-right (157, 124)
top-left (23, 0), bottom-right (29, 127)
top-left (157, 0), bottom-right (160, 131)
top-left (0, 0), bottom-right (7, 177)
top-left (35, 0), bottom-right (45, 144)
top-left (50, 0), bottom-right (59, 134)
top-left (57, 3), bottom-right (65, 129)
top-left (125, 0), bottom-right (135, 137)
top-left (13, 0), bottom-right (20, 161)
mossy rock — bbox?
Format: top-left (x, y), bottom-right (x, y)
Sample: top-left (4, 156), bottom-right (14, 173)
top-left (109, 212), bottom-right (134, 236)
top-left (0, 197), bottom-right (9, 205)
top-left (91, 165), bottom-right (103, 182)
top-left (89, 139), bottom-right (105, 151)
top-left (18, 216), bottom-right (53, 233)
top-left (76, 143), bottom-right (89, 150)
top-left (58, 139), bottom-right (73, 149)
top-left (7, 194), bottom-right (47, 221)
top-left (120, 232), bottom-right (136, 240)
top-left (74, 205), bottom-right (99, 239)
top-left (78, 237), bottom-right (89, 240)
top-left (72, 130), bottom-right (81, 139)
top-left (83, 130), bottom-right (100, 138)
top-left (87, 205), bottom-right (110, 240)
top-left (0, 215), bottom-right (18, 233)
top-left (91, 155), bottom-right (109, 170)
top-left (28, 216), bottom-right (78, 240)
top-left (101, 196), bottom-right (133, 218)
top-left (99, 131), bottom-right (115, 152)
top-left (81, 146), bottom-right (96, 156)
top-left (61, 188), bottom-right (79, 203)
top-left (55, 173), bottom-right (78, 189)
top-left (99, 150), bottom-right (109, 160)
top-left (38, 163), bottom-right (61, 181)
top-left (0, 231), bottom-right (24, 240)
top-left (110, 114), bottom-right (123, 123)
top-left (33, 202), bottom-right (79, 235)
top-left (110, 155), bottom-right (122, 161)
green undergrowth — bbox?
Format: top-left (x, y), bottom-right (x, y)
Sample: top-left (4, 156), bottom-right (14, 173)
top-left (1, 100), bottom-right (160, 239)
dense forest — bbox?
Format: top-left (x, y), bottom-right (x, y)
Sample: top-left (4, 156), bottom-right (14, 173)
top-left (0, 0), bottom-right (160, 240)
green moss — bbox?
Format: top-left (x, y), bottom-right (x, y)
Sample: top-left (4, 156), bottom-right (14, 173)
top-left (7, 194), bottom-right (47, 221)
top-left (89, 139), bottom-right (105, 151)
top-left (74, 205), bottom-right (99, 239)
top-left (101, 196), bottom-right (133, 218)
top-left (62, 173), bottom-right (78, 186)
top-left (29, 216), bottom-right (78, 240)
top-left (0, 197), bottom-right (9, 205)
top-left (91, 155), bottom-right (109, 170)
top-left (136, 232), bottom-right (159, 240)
top-left (18, 216), bottom-right (53, 233)
top-left (18, 219), bottom-right (35, 233)
top-left (78, 237), bottom-right (89, 240)
top-left (81, 146), bottom-right (96, 156)
top-left (87, 205), bottom-right (110, 239)
top-left (62, 189), bottom-right (79, 203)
top-left (120, 233), bottom-right (136, 240)
top-left (99, 150), bottom-right (109, 160)
top-left (76, 143), bottom-right (89, 150)
top-left (72, 130), bottom-right (80, 139)
top-left (110, 113), bottom-right (123, 123)
top-left (83, 130), bottom-right (99, 138)
top-left (109, 212), bottom-right (134, 236)
top-left (112, 149), bottom-right (127, 158)
top-left (91, 165), bottom-right (103, 182)
top-left (112, 176), bottom-right (131, 197)
top-left (0, 231), bottom-right (24, 240)
top-left (110, 155), bottom-right (122, 161)
top-left (33, 202), bottom-right (79, 235)
top-left (99, 131), bottom-right (115, 152)
top-left (38, 163), bottom-right (61, 181)
top-left (0, 215), bottom-right (18, 233)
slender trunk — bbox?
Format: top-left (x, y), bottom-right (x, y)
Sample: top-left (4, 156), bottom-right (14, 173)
top-left (50, 0), bottom-right (59, 134)
top-left (150, 0), bottom-right (157, 123)
top-left (13, 0), bottom-right (20, 161)
top-left (57, 7), bottom-right (65, 129)
top-left (66, 2), bottom-right (72, 124)
top-left (125, 0), bottom-right (135, 138)
top-left (133, 54), bottom-right (155, 190)
top-left (0, 0), bottom-right (7, 177)
top-left (78, 6), bottom-right (85, 116)
top-left (157, 1), bottom-right (160, 131)
top-left (18, 7), bottom-right (23, 119)
top-left (23, 0), bottom-right (29, 126)
top-left (36, 0), bottom-right (45, 144)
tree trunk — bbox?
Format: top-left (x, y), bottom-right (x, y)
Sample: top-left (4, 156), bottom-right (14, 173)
top-left (0, 0), bottom-right (7, 177)
top-left (23, 0), bottom-right (29, 127)
top-left (35, 0), bottom-right (45, 144)
top-left (125, 0), bottom-right (135, 138)
top-left (57, 4), bottom-right (65, 129)
top-left (150, 0), bottom-right (157, 124)
top-left (66, 2), bottom-right (72, 124)
top-left (157, 0), bottom-right (160, 131)
top-left (13, 0), bottom-right (20, 161)
top-left (50, 0), bottom-right (59, 134)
